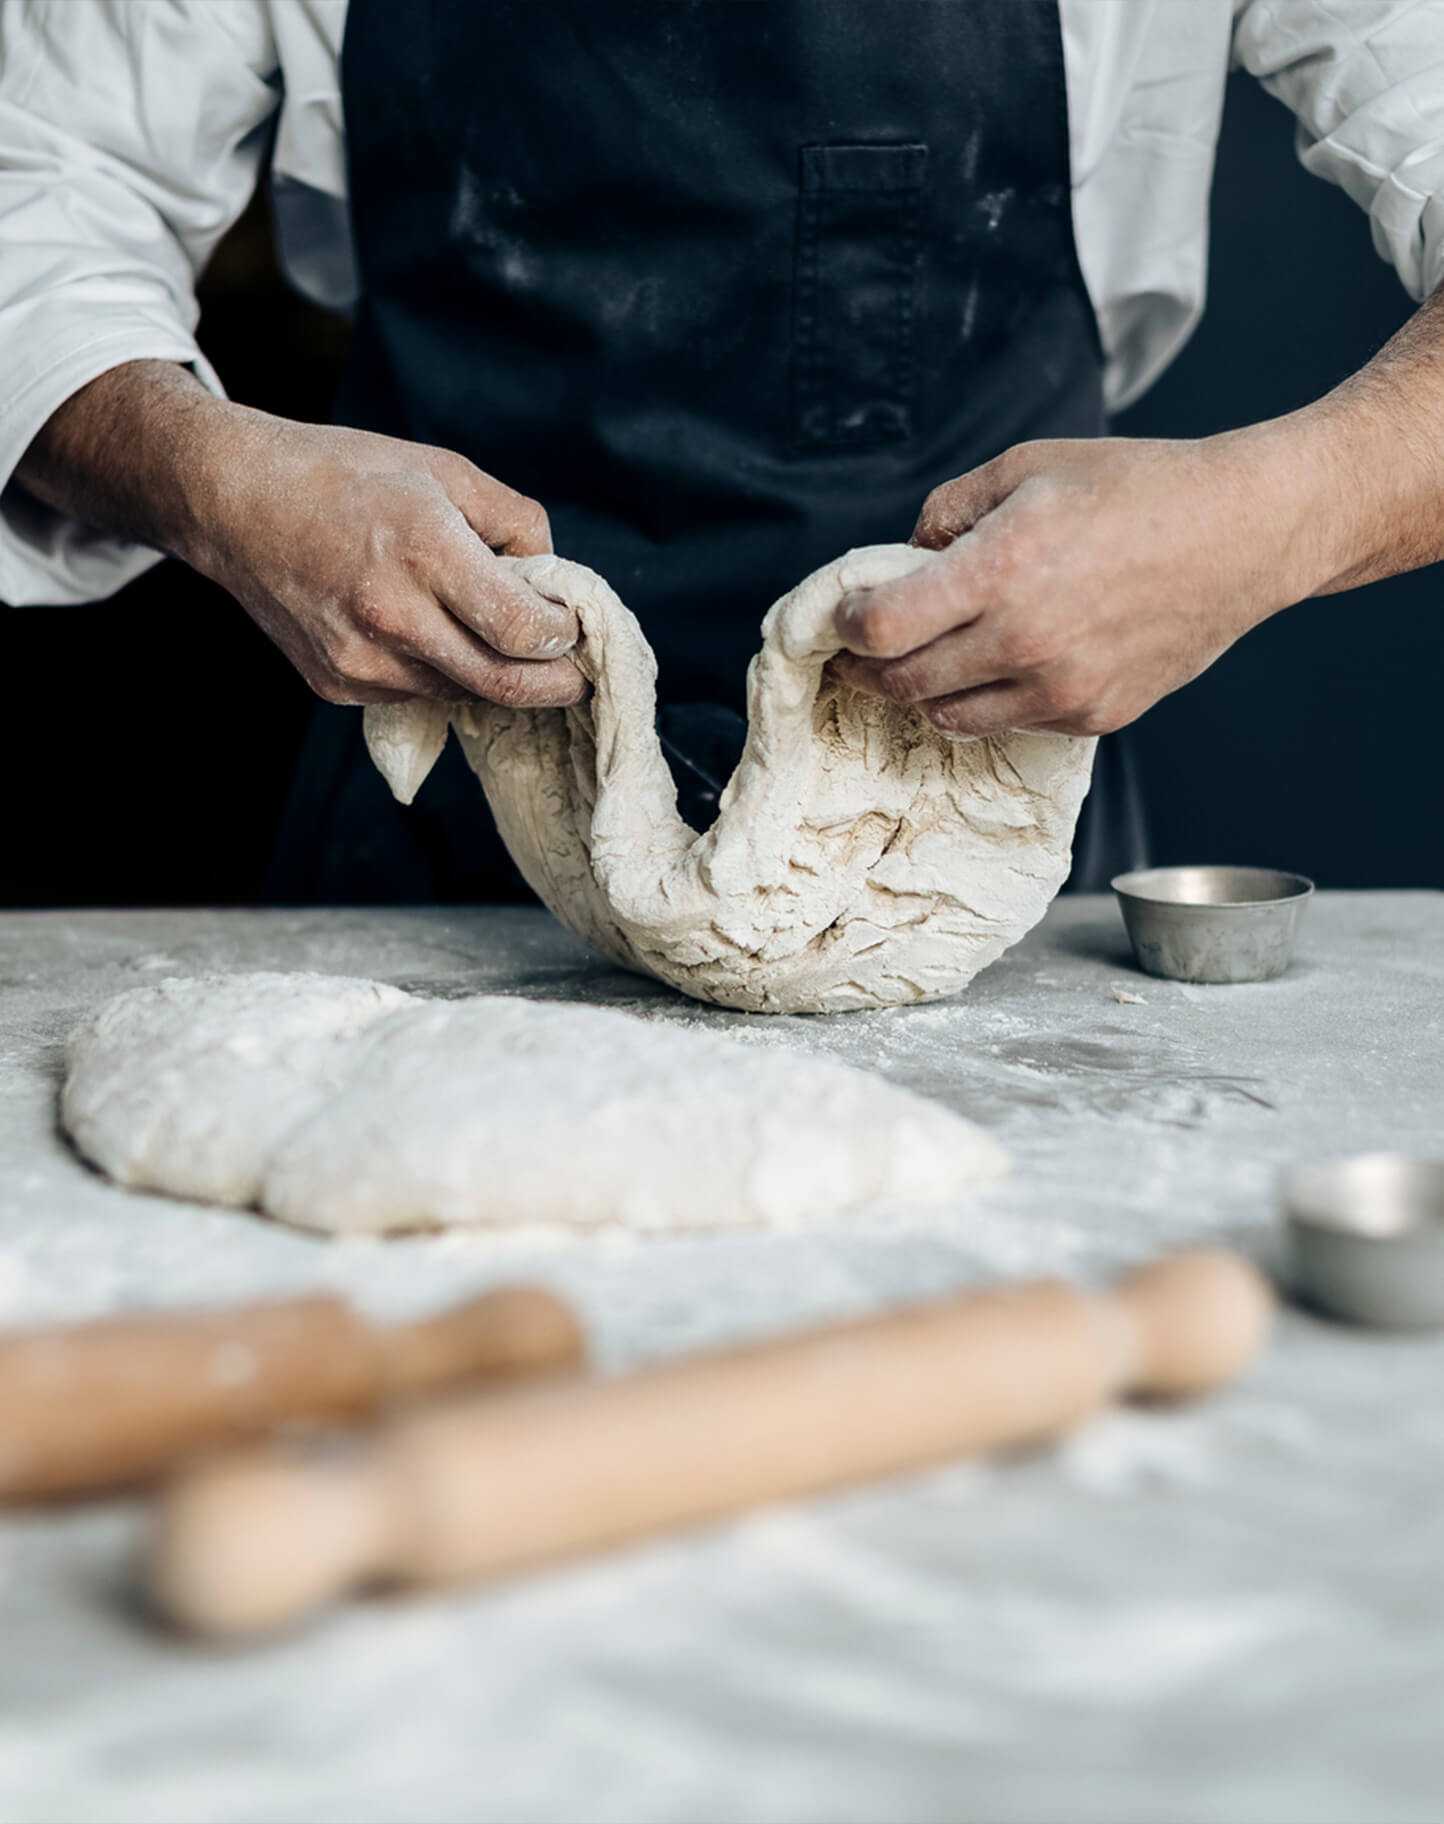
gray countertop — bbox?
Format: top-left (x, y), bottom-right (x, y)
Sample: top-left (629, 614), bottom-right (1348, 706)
top-left (0, 893), bottom-right (1441, 1824)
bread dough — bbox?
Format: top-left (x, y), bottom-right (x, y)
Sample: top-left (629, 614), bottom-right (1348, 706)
top-left (62, 973), bottom-right (1008, 1234)
top-left (366, 545), bottom-right (1095, 1014)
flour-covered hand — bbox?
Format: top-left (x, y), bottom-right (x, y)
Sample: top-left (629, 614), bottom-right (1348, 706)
top-left (16, 361), bottom-right (586, 711)
top-left (190, 412), bottom-right (587, 708)
top-left (830, 434), bottom-right (1330, 737)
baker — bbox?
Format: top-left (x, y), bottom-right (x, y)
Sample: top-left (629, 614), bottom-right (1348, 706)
top-left (3, 1), bottom-right (1443, 897)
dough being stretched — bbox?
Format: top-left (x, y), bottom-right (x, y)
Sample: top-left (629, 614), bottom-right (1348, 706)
top-left (62, 974), bottom-right (1008, 1234)
top-left (367, 546), bottom-right (1094, 1014)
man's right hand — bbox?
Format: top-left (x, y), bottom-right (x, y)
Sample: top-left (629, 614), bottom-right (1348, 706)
top-left (17, 361), bottom-right (586, 709)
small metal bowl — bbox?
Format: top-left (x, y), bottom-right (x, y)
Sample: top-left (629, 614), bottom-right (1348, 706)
top-left (1284, 1154), bottom-right (1444, 1329)
top-left (1111, 865), bottom-right (1314, 984)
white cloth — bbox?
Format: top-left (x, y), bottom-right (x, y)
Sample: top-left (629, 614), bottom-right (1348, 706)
top-left (2, 0), bottom-right (1444, 608)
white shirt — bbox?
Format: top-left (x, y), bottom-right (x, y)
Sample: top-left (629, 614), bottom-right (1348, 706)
top-left (3, 0), bottom-right (1444, 608)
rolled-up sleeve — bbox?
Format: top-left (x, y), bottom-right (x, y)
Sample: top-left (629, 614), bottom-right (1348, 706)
top-left (1234, 0), bottom-right (1444, 301)
top-left (0, 0), bottom-right (280, 605)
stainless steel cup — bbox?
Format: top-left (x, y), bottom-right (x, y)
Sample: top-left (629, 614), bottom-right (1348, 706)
top-left (1283, 1154), bottom-right (1444, 1328)
top-left (1111, 866), bottom-right (1314, 984)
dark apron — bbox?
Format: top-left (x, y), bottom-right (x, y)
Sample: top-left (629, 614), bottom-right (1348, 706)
top-left (268, 0), bottom-right (1147, 901)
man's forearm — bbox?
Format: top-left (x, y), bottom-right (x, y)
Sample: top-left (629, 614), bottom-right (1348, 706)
top-left (1252, 281), bottom-right (1444, 599)
top-left (14, 359), bottom-right (238, 568)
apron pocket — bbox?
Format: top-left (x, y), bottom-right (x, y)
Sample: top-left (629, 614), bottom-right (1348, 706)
top-left (792, 142), bottom-right (927, 453)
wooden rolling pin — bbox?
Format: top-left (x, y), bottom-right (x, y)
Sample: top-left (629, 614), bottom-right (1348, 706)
top-left (151, 1251), bottom-right (1271, 1635)
top-left (0, 1284), bottom-right (582, 1502)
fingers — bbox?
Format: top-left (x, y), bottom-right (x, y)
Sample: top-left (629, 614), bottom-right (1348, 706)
top-left (922, 682), bottom-right (1117, 738)
top-left (420, 506), bottom-right (577, 660)
top-left (835, 532), bottom-right (992, 659)
top-left (910, 448), bottom-right (1024, 549)
top-left (833, 637), bottom-right (1120, 739)
top-left (919, 682), bottom-right (1056, 738)
top-left (836, 445), bottom-right (1046, 659)
top-left (306, 559), bottom-right (585, 709)
top-left (304, 650), bottom-right (462, 707)
top-left (419, 450), bottom-right (574, 661)
top-left (318, 631), bottom-right (585, 709)
top-left (313, 634), bottom-right (584, 711)
top-left (241, 424), bottom-right (580, 712)
top-left (311, 485), bottom-right (583, 708)
top-left (830, 637), bottom-right (1050, 738)
top-left (829, 541), bottom-right (1116, 737)
top-left (428, 451), bottom-right (553, 558)
top-left (831, 619), bottom-right (1014, 705)
top-left (393, 601), bottom-right (587, 707)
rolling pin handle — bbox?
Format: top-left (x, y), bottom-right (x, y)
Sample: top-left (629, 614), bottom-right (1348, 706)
top-left (150, 1447), bottom-right (395, 1639)
top-left (1112, 1251), bottom-right (1274, 1401)
top-left (382, 1285), bottom-right (585, 1398)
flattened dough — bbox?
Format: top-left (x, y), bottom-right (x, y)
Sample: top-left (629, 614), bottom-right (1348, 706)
top-left (365, 545), bottom-right (1095, 1014)
top-left (62, 974), bottom-right (1008, 1234)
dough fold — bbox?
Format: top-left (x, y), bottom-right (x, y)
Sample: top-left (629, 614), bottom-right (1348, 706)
top-left (366, 545), bottom-right (1094, 1013)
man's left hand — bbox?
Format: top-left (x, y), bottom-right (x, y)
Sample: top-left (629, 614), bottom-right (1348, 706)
top-left (830, 435), bottom-right (1322, 738)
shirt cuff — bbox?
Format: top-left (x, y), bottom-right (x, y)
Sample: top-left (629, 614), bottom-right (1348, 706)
top-left (0, 326), bottom-right (226, 608)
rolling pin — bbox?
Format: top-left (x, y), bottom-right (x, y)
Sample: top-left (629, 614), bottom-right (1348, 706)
top-left (0, 1284), bottom-right (582, 1502)
top-left (151, 1250), bottom-right (1271, 1635)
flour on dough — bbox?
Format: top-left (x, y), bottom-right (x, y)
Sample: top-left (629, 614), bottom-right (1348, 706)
top-left (365, 545), bottom-right (1095, 1015)
top-left (62, 974), bottom-right (1008, 1235)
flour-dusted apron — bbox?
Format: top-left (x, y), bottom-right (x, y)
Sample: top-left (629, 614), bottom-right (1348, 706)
top-left (268, 0), bottom-right (1146, 901)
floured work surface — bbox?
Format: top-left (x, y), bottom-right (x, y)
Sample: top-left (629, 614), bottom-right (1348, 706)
top-left (2, 895), bottom-right (1443, 1824)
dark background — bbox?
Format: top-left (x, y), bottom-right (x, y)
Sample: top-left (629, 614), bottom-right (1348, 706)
top-left (2, 72), bottom-right (1439, 906)
top-left (1116, 75), bottom-right (1442, 891)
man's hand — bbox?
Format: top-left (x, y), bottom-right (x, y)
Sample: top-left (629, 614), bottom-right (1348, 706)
top-left (17, 361), bottom-right (585, 708)
top-left (831, 433), bottom-right (1330, 738)
top-left (836, 273), bottom-right (1444, 742)
top-left (187, 413), bottom-right (584, 707)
